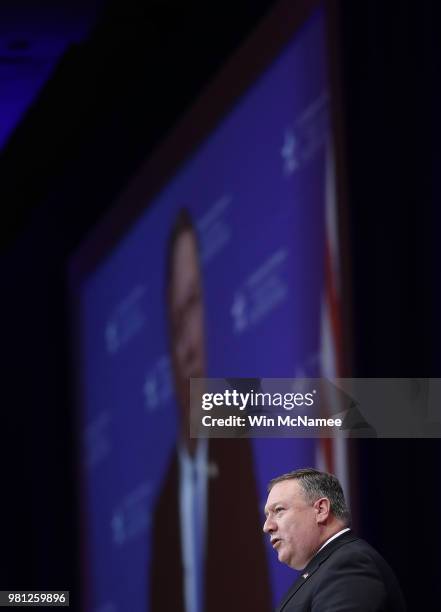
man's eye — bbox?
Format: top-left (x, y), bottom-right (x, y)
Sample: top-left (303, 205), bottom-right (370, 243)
top-left (275, 507), bottom-right (284, 514)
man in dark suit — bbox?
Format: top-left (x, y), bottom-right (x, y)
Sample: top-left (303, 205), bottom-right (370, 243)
top-left (263, 468), bottom-right (406, 611)
top-left (150, 437), bottom-right (270, 611)
top-left (149, 209), bottom-right (271, 612)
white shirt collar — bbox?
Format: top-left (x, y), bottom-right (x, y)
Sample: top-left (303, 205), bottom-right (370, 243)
top-left (317, 527), bottom-right (351, 554)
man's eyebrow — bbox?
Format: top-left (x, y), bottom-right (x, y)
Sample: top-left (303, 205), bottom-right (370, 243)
top-left (263, 501), bottom-right (282, 517)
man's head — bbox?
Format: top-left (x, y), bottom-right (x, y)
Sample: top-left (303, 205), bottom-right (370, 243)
top-left (263, 468), bottom-right (350, 570)
top-left (165, 209), bottom-right (206, 437)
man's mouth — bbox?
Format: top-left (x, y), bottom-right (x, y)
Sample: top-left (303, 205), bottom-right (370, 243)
top-left (271, 538), bottom-right (281, 549)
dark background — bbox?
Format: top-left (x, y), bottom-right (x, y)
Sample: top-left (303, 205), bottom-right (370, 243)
top-left (1, 0), bottom-right (440, 608)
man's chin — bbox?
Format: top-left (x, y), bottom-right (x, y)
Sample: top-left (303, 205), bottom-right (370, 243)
top-left (277, 548), bottom-right (297, 570)
top-left (277, 548), bottom-right (287, 564)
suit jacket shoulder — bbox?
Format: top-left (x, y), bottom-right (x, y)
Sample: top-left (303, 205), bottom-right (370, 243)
top-left (278, 531), bottom-right (406, 612)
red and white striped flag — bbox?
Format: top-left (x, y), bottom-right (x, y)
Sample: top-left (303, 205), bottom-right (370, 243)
top-left (316, 134), bottom-right (350, 503)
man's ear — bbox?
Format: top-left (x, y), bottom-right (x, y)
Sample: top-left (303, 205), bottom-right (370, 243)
top-left (313, 497), bottom-right (331, 524)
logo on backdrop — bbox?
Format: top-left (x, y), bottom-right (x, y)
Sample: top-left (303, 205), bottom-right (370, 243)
top-left (105, 285), bottom-right (147, 355)
top-left (230, 248), bottom-right (288, 334)
top-left (143, 356), bottom-right (173, 412)
top-left (281, 90), bottom-right (330, 177)
top-left (197, 194), bottom-right (232, 264)
top-left (110, 480), bottom-right (152, 547)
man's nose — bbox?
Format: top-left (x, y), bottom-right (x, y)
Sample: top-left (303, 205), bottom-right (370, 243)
top-left (263, 516), bottom-right (275, 534)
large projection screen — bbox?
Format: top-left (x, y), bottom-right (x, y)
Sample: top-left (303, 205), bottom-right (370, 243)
top-left (70, 1), bottom-right (349, 610)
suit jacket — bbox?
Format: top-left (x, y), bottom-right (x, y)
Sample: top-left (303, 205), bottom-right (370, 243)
top-left (277, 530), bottom-right (406, 612)
top-left (149, 438), bottom-right (271, 612)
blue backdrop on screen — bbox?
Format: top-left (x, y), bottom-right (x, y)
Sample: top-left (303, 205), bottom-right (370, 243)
top-left (76, 6), bottom-right (333, 611)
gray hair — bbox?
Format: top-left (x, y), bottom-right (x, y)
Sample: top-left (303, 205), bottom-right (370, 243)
top-left (268, 467), bottom-right (351, 525)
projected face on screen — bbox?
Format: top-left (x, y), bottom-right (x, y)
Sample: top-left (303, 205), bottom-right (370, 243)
top-left (166, 210), bottom-right (206, 449)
